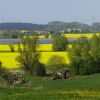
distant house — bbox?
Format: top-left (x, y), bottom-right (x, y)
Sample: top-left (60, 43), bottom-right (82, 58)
top-left (59, 30), bottom-right (66, 33)
top-left (35, 31), bottom-right (50, 34)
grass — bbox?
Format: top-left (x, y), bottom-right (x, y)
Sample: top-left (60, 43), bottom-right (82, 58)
top-left (0, 73), bottom-right (100, 100)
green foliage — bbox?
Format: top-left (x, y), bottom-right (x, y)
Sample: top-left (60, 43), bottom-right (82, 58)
top-left (0, 61), bottom-right (7, 77)
top-left (48, 21), bottom-right (90, 32)
top-left (90, 34), bottom-right (100, 73)
top-left (33, 62), bottom-right (46, 76)
top-left (68, 43), bottom-right (83, 74)
top-left (0, 61), bottom-right (3, 75)
top-left (47, 55), bottom-right (66, 73)
top-left (2, 30), bottom-right (24, 39)
top-left (45, 34), bottom-right (49, 38)
top-left (16, 37), bottom-right (46, 76)
top-left (52, 34), bottom-right (68, 51)
top-left (68, 35), bottom-right (100, 75)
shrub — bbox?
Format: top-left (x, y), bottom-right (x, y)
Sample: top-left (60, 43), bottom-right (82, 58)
top-left (33, 62), bottom-right (46, 76)
top-left (47, 55), bottom-right (67, 74)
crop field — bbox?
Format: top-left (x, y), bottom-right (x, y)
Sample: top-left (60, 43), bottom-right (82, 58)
top-left (0, 44), bottom-right (72, 52)
top-left (0, 43), bottom-right (71, 69)
top-left (64, 33), bottom-right (95, 38)
top-left (0, 33), bottom-right (99, 69)
top-left (0, 73), bottom-right (100, 100)
top-left (0, 44), bottom-right (52, 51)
top-left (0, 52), bottom-right (69, 69)
top-left (0, 44), bottom-right (53, 52)
top-left (23, 35), bottom-right (51, 39)
top-left (25, 33), bottom-right (99, 39)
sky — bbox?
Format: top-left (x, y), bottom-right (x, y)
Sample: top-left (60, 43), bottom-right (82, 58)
top-left (0, 0), bottom-right (100, 24)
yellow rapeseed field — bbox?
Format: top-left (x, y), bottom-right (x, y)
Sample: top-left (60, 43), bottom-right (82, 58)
top-left (23, 35), bottom-right (51, 39)
top-left (63, 34), bottom-right (94, 38)
top-left (0, 33), bottom-right (99, 69)
top-left (0, 52), bottom-right (69, 69)
top-left (0, 43), bottom-right (72, 69)
top-left (0, 44), bottom-right (72, 52)
top-left (24, 33), bottom-right (99, 39)
top-left (0, 52), bottom-right (19, 69)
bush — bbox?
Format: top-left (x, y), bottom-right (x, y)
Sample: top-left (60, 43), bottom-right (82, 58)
top-left (47, 55), bottom-right (67, 74)
top-left (33, 62), bottom-right (46, 76)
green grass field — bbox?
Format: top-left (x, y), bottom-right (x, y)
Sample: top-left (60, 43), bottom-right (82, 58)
top-left (0, 73), bottom-right (100, 100)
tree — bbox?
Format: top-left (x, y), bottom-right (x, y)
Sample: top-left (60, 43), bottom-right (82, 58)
top-left (68, 35), bottom-right (100, 75)
top-left (16, 37), bottom-right (46, 76)
top-left (80, 42), bottom-right (94, 75)
top-left (90, 34), bottom-right (100, 73)
top-left (52, 34), bottom-right (68, 51)
top-left (68, 43), bottom-right (83, 74)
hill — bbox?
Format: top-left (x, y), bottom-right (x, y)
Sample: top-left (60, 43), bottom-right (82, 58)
top-left (0, 22), bottom-right (100, 32)
top-left (0, 23), bottom-right (47, 31)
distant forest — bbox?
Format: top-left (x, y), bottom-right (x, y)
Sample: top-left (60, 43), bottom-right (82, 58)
top-left (0, 21), bottom-right (100, 32)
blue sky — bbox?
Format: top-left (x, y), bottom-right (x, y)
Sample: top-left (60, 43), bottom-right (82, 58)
top-left (0, 0), bottom-right (100, 24)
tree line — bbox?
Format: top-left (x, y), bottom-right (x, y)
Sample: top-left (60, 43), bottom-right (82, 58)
top-left (0, 22), bottom-right (100, 32)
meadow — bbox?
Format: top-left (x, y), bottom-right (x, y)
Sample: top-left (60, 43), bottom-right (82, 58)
top-left (0, 73), bottom-right (100, 100)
